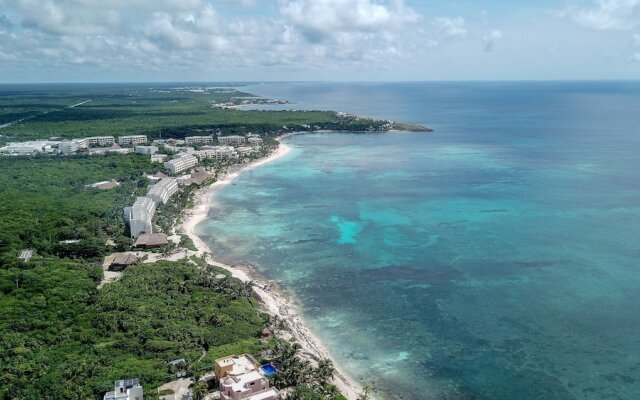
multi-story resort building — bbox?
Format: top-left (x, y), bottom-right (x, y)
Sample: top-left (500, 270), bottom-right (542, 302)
top-left (58, 141), bottom-right (80, 154)
top-left (236, 146), bottom-right (254, 157)
top-left (164, 145), bottom-right (195, 154)
top-left (164, 154), bottom-right (198, 175)
top-left (103, 378), bottom-right (143, 400)
top-left (215, 355), bottom-right (280, 400)
top-left (247, 137), bottom-right (263, 147)
top-left (134, 145), bottom-right (158, 155)
top-left (185, 135), bottom-right (214, 145)
top-left (124, 197), bottom-right (156, 238)
top-left (218, 135), bottom-right (246, 146)
top-left (147, 178), bottom-right (179, 205)
top-left (194, 145), bottom-right (237, 161)
top-left (85, 136), bottom-right (115, 147)
top-left (118, 135), bottom-right (148, 146)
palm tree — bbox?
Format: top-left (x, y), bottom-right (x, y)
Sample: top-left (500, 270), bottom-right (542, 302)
top-left (356, 385), bottom-right (372, 400)
top-left (192, 381), bottom-right (208, 400)
top-left (313, 358), bottom-right (336, 386)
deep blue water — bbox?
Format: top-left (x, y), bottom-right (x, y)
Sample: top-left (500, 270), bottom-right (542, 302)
top-left (197, 82), bottom-right (640, 399)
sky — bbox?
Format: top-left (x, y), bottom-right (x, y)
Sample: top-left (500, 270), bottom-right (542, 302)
top-left (0, 0), bottom-right (639, 82)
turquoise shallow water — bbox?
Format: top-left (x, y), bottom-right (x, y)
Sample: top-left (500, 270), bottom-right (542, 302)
top-left (197, 82), bottom-right (640, 399)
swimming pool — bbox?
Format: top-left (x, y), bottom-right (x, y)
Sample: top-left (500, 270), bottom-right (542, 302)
top-left (260, 363), bottom-right (277, 377)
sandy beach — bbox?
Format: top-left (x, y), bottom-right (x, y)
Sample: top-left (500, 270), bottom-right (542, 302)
top-left (181, 141), bottom-right (364, 400)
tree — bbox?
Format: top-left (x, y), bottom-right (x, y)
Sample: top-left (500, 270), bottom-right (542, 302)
top-left (313, 358), bottom-right (336, 386)
top-left (356, 385), bottom-right (372, 400)
top-left (192, 381), bottom-right (208, 400)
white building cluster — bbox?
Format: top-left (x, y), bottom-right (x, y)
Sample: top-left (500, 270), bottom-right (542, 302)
top-left (0, 140), bottom-right (60, 155)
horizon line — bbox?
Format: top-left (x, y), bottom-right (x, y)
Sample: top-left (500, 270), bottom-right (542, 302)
top-left (1, 79), bottom-right (640, 86)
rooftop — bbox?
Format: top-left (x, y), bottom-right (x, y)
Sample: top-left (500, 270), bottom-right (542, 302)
top-left (135, 233), bottom-right (169, 247)
top-left (216, 354), bottom-right (258, 376)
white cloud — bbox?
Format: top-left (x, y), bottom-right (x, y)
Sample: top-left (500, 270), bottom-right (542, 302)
top-left (562, 0), bottom-right (640, 31)
top-left (280, 0), bottom-right (420, 42)
top-left (631, 51), bottom-right (640, 61)
top-left (432, 17), bottom-right (467, 38)
top-left (482, 30), bottom-right (503, 52)
top-left (0, 0), bottom-right (493, 78)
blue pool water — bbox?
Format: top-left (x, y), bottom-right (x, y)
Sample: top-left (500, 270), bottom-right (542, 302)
top-left (197, 82), bottom-right (640, 399)
top-left (260, 364), bottom-right (277, 377)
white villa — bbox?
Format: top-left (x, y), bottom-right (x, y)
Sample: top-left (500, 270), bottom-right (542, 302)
top-left (218, 135), bottom-right (246, 146)
top-left (215, 355), bottom-right (280, 400)
top-left (164, 154), bottom-right (198, 175)
top-left (124, 197), bottom-right (156, 238)
top-left (104, 378), bottom-right (143, 400)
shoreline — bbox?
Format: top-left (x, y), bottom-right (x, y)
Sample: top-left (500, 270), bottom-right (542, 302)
top-left (181, 140), bottom-right (364, 400)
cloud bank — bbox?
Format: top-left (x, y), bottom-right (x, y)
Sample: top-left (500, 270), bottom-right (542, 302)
top-left (0, 0), bottom-right (485, 79)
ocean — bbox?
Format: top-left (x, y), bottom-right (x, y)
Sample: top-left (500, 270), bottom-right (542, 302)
top-left (196, 82), bottom-right (640, 399)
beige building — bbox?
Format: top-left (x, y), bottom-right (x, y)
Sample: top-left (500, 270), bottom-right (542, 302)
top-left (218, 135), bottom-right (246, 146)
top-left (247, 137), bottom-right (263, 147)
top-left (164, 154), bottom-right (198, 175)
top-left (185, 135), bottom-right (214, 145)
top-left (118, 135), bottom-right (148, 146)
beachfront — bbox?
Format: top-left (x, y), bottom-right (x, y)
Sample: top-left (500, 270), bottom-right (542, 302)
top-left (182, 139), bottom-right (364, 400)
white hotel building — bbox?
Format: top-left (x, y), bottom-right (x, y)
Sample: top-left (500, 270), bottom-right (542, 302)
top-left (194, 146), bottom-right (237, 161)
top-left (81, 136), bottom-right (115, 147)
top-left (135, 145), bottom-right (158, 155)
top-left (218, 135), bottom-right (246, 146)
top-left (147, 178), bottom-right (179, 205)
top-left (164, 154), bottom-right (198, 175)
top-left (118, 135), bottom-right (148, 146)
top-left (124, 197), bottom-right (156, 238)
top-left (185, 135), bottom-right (214, 145)
top-left (247, 137), bottom-right (263, 147)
